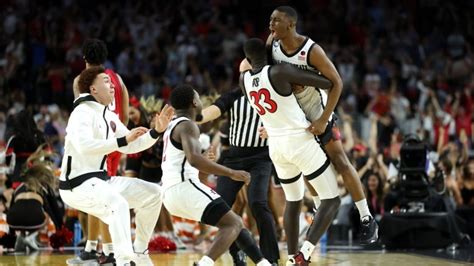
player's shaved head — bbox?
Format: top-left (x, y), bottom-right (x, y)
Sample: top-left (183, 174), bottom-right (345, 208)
top-left (275, 6), bottom-right (298, 23)
top-left (243, 38), bottom-right (266, 65)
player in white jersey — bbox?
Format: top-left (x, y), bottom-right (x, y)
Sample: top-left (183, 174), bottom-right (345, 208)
top-left (161, 85), bottom-right (272, 266)
top-left (242, 38), bottom-right (341, 266)
top-left (268, 6), bottom-right (378, 246)
top-left (241, 5), bottom-right (378, 246)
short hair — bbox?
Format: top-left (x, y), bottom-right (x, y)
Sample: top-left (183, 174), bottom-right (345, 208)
top-left (275, 6), bottom-right (298, 23)
top-left (82, 39), bottom-right (108, 65)
top-left (170, 84), bottom-right (195, 110)
top-left (243, 38), bottom-right (266, 64)
top-left (78, 66), bottom-right (105, 94)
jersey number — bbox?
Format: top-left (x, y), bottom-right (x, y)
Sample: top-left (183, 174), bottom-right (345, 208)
top-left (249, 89), bottom-right (277, 115)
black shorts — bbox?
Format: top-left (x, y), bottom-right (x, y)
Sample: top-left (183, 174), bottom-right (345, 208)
top-left (317, 116), bottom-right (341, 146)
top-left (7, 199), bottom-right (46, 230)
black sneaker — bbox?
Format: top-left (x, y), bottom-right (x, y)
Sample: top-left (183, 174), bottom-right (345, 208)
top-left (360, 216), bottom-right (379, 245)
top-left (232, 250), bottom-right (247, 266)
top-left (79, 250), bottom-right (99, 261)
top-left (98, 252), bottom-right (116, 265)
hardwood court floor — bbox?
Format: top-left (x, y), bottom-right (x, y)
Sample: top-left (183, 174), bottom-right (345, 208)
top-left (0, 249), bottom-right (471, 266)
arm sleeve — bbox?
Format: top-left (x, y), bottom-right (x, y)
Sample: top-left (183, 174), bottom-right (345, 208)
top-left (213, 89), bottom-right (242, 114)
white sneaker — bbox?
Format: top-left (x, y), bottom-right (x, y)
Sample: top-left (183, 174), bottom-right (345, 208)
top-left (134, 252), bottom-right (153, 266)
top-left (115, 254), bottom-right (137, 266)
top-left (23, 232), bottom-right (40, 250)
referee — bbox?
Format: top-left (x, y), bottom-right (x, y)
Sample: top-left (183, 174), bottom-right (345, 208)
top-left (200, 88), bottom-right (279, 265)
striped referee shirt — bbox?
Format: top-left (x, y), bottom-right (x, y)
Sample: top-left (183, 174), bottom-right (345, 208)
top-left (214, 89), bottom-right (268, 148)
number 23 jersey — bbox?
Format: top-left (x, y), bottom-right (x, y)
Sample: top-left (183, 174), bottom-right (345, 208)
top-left (242, 65), bottom-right (310, 137)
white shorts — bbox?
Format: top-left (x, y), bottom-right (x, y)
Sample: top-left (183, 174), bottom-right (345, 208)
top-left (59, 176), bottom-right (162, 225)
top-left (269, 132), bottom-right (338, 201)
top-left (163, 179), bottom-right (230, 225)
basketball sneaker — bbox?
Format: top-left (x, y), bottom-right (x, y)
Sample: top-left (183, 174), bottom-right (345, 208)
top-left (98, 252), bottom-right (115, 265)
top-left (360, 216), bottom-right (379, 245)
top-left (134, 250), bottom-right (153, 266)
top-left (287, 252), bottom-right (310, 266)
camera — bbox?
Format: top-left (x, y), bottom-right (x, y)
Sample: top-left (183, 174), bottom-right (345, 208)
top-left (396, 134), bottom-right (436, 212)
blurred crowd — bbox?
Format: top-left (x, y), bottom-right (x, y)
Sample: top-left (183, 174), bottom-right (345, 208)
top-left (0, 0), bottom-right (473, 251)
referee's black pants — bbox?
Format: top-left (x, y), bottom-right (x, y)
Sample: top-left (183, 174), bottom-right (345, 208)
top-left (215, 146), bottom-right (280, 263)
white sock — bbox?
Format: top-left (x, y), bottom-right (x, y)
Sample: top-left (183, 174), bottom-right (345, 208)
top-left (198, 255), bottom-right (214, 266)
top-left (355, 199), bottom-right (372, 221)
top-left (102, 243), bottom-right (114, 256)
top-left (256, 259), bottom-right (272, 266)
top-left (300, 241), bottom-right (315, 260)
top-left (312, 196), bottom-right (321, 210)
top-left (84, 240), bottom-right (98, 252)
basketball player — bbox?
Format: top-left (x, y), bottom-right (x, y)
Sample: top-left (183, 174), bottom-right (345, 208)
top-left (60, 66), bottom-right (173, 266)
top-left (242, 5), bottom-right (378, 245)
top-left (162, 85), bottom-right (272, 266)
top-left (198, 88), bottom-right (280, 264)
top-left (71, 38), bottom-right (130, 264)
top-left (242, 38), bottom-right (340, 265)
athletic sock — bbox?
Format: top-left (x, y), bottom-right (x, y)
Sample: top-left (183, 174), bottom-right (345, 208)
top-left (256, 259), bottom-right (272, 266)
top-left (84, 240), bottom-right (98, 252)
top-left (102, 243), bottom-right (114, 256)
top-left (198, 255), bottom-right (214, 266)
top-left (300, 241), bottom-right (315, 260)
top-left (355, 199), bottom-right (372, 221)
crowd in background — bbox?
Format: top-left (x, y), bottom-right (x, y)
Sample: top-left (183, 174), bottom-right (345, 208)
top-left (0, 0), bottom-right (473, 250)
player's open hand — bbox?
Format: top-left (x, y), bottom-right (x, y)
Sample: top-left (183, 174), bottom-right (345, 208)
top-left (230, 170), bottom-right (250, 185)
top-left (258, 127), bottom-right (268, 139)
top-left (126, 127), bottom-right (148, 143)
top-left (307, 117), bottom-right (327, 135)
top-left (154, 104), bottom-right (175, 133)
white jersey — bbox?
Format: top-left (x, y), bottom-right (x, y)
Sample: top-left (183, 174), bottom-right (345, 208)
top-left (271, 37), bottom-right (332, 122)
top-left (243, 65), bottom-right (310, 137)
top-left (161, 117), bottom-right (199, 189)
